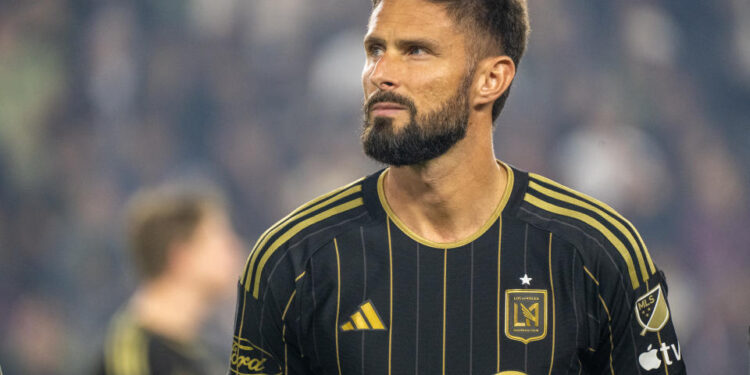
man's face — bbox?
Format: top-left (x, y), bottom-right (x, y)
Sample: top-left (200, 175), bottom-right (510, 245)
top-left (361, 0), bottom-right (475, 166)
top-left (179, 209), bottom-right (242, 298)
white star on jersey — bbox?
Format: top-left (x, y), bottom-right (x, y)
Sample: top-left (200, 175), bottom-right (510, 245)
top-left (520, 274), bottom-right (532, 285)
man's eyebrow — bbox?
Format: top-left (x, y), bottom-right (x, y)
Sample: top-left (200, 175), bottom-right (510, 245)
top-left (363, 35), bottom-right (386, 47)
top-left (395, 38), bottom-right (440, 51)
top-left (364, 36), bottom-right (441, 51)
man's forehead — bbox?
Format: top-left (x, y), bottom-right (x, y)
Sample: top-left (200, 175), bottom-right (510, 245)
top-left (366, 0), bottom-right (455, 37)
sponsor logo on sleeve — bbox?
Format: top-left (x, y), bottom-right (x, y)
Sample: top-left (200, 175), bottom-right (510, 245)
top-left (231, 337), bottom-right (281, 375)
top-left (638, 344), bottom-right (662, 370)
top-left (635, 284), bottom-right (670, 335)
top-left (638, 341), bottom-right (682, 371)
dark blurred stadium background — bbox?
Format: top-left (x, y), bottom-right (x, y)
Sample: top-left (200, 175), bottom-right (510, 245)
top-left (0, 0), bottom-right (748, 373)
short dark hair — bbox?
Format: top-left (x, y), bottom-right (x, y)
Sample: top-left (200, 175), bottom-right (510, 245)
top-left (371, 0), bottom-right (530, 122)
top-left (126, 184), bottom-right (225, 280)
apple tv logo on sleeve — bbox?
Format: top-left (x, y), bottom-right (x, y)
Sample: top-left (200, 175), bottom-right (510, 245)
top-left (639, 345), bottom-right (662, 371)
top-left (639, 342), bottom-right (682, 371)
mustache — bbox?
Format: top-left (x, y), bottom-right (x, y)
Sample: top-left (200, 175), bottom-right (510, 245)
top-left (364, 91), bottom-right (417, 116)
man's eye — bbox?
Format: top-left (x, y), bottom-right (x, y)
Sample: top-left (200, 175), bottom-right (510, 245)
top-left (368, 45), bottom-right (385, 56)
top-left (408, 46), bottom-right (428, 55)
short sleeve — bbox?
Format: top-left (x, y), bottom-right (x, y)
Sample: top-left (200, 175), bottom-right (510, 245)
top-left (589, 268), bottom-right (686, 374)
top-left (230, 241), bottom-right (316, 375)
top-left (229, 282), bottom-right (284, 375)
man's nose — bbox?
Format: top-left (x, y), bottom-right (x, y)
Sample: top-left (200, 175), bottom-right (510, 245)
top-left (369, 55), bottom-right (399, 91)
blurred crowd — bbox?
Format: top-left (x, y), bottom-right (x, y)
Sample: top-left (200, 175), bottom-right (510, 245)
top-left (0, 0), bottom-right (748, 373)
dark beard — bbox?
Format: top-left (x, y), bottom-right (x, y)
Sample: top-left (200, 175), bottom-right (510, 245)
top-left (361, 78), bottom-right (471, 167)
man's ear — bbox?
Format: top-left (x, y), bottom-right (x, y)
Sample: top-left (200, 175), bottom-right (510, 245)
top-left (473, 55), bottom-right (516, 108)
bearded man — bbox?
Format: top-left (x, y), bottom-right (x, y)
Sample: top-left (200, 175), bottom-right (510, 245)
top-left (230, 0), bottom-right (686, 374)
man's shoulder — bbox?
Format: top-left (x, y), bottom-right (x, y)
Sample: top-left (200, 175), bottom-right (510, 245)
top-left (515, 171), bottom-right (636, 240)
top-left (255, 171), bottom-right (381, 251)
top-left (514, 171), bottom-right (657, 291)
top-left (240, 171), bottom-right (382, 298)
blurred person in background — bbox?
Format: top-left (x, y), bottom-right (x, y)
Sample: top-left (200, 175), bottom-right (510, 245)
top-left (94, 183), bottom-right (242, 375)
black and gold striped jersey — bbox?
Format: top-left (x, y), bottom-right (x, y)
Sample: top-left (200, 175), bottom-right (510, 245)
top-left (230, 162), bottom-right (685, 375)
top-left (96, 309), bottom-right (210, 375)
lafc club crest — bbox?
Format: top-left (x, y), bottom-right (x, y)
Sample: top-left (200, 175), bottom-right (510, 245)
top-left (504, 289), bottom-right (547, 344)
top-left (635, 284), bottom-right (670, 335)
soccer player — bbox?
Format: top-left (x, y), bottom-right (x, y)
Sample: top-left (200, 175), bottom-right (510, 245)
top-left (230, 0), bottom-right (686, 373)
top-left (97, 184), bottom-right (241, 375)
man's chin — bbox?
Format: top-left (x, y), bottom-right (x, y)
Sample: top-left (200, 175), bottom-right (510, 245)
top-left (362, 136), bottom-right (434, 167)
top-left (368, 114), bottom-right (411, 131)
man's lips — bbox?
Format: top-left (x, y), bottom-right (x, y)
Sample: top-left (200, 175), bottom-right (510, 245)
top-left (370, 102), bottom-right (407, 116)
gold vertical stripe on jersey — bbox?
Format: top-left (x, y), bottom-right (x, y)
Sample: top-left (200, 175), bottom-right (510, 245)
top-left (657, 331), bottom-right (669, 375)
top-left (442, 248), bottom-right (448, 375)
top-left (387, 217), bottom-right (394, 375)
top-left (598, 295), bottom-right (611, 319)
top-left (245, 184), bottom-right (362, 291)
top-left (524, 193), bottom-right (640, 289)
top-left (529, 181), bottom-right (650, 284)
top-left (548, 233), bottom-right (556, 375)
top-left (237, 286), bottom-right (248, 351)
top-left (529, 173), bottom-right (656, 274)
top-left (295, 271), bottom-right (306, 282)
top-left (582, 266), bottom-right (599, 286)
top-left (252, 198), bottom-right (364, 297)
top-left (496, 219), bottom-right (502, 372)
top-left (279, 286), bottom-right (293, 375)
top-left (597, 295), bottom-right (614, 375)
top-left (282, 290), bottom-right (297, 321)
top-left (334, 238), bottom-right (343, 375)
top-left (648, 276), bottom-right (670, 375)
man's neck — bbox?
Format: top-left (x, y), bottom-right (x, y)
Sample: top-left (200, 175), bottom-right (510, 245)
top-left (130, 276), bottom-right (207, 344)
top-left (383, 124), bottom-right (507, 244)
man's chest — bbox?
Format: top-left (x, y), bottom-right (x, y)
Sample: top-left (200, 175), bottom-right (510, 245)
top-left (299, 221), bottom-right (588, 375)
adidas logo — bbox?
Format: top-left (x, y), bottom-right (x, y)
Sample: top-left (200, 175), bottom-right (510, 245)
top-left (340, 300), bottom-right (386, 331)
